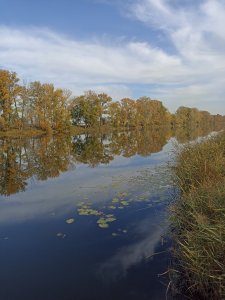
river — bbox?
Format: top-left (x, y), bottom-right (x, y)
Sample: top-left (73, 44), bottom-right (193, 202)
top-left (0, 127), bottom-right (216, 300)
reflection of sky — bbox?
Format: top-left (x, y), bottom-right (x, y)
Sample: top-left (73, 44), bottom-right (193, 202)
top-left (98, 214), bottom-right (167, 282)
top-left (0, 139), bottom-right (174, 225)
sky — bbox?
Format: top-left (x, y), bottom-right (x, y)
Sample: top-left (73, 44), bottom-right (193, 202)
top-left (0, 0), bottom-right (225, 114)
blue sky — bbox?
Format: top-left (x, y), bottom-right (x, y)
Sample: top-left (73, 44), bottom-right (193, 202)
top-left (0, 0), bottom-right (225, 114)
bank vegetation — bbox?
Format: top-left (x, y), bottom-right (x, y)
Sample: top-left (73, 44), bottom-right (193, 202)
top-left (171, 132), bottom-right (225, 299)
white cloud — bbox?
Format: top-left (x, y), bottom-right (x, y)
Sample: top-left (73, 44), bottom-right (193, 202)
top-left (0, 0), bottom-right (225, 114)
top-left (98, 217), bottom-right (165, 280)
top-left (124, 0), bottom-right (225, 113)
top-left (0, 26), bottom-right (184, 84)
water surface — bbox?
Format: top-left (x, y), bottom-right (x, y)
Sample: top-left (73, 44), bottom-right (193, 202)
top-left (0, 127), bottom-right (216, 300)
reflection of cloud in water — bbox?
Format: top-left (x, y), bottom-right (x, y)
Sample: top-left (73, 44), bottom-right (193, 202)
top-left (98, 216), bottom-right (166, 283)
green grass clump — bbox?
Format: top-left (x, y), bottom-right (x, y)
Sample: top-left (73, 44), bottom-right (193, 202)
top-left (171, 132), bottom-right (225, 299)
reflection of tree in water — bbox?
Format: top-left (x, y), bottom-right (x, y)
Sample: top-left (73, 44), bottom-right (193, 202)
top-left (72, 134), bottom-right (114, 167)
top-left (173, 124), bottom-right (218, 144)
top-left (0, 123), bottom-right (224, 195)
top-left (0, 135), bottom-right (73, 196)
top-left (0, 139), bottom-right (29, 195)
top-left (108, 128), bottom-right (171, 158)
top-left (72, 127), bottom-right (171, 164)
top-left (30, 135), bottom-right (73, 180)
top-left (136, 127), bottom-right (171, 156)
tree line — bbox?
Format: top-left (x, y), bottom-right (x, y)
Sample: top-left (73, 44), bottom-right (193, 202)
top-left (1, 69), bottom-right (225, 132)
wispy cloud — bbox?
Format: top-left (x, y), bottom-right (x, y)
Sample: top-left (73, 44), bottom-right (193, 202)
top-left (0, 0), bottom-right (225, 114)
top-left (126, 0), bottom-right (225, 111)
top-left (98, 217), bottom-right (165, 281)
top-left (0, 26), bottom-right (184, 82)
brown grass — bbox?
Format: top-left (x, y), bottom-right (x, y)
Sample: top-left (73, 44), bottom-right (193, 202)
top-left (170, 132), bottom-right (225, 299)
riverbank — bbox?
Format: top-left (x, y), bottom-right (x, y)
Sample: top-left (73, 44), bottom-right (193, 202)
top-left (1, 125), bottom-right (116, 138)
top-left (0, 124), bottom-right (223, 140)
top-left (0, 128), bottom-right (46, 138)
top-left (170, 132), bottom-right (225, 299)
top-left (0, 124), bottom-right (169, 138)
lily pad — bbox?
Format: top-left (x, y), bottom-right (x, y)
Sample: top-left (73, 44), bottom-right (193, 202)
top-left (121, 200), bottom-right (129, 206)
top-left (97, 214), bottom-right (116, 229)
top-left (121, 192), bottom-right (129, 197)
top-left (98, 223), bottom-right (109, 229)
top-left (112, 232), bottom-right (118, 237)
top-left (105, 217), bottom-right (116, 222)
top-left (108, 205), bottom-right (116, 210)
top-left (78, 208), bottom-right (102, 216)
top-left (112, 198), bottom-right (119, 203)
top-left (97, 218), bottom-right (106, 224)
top-left (66, 218), bottom-right (75, 224)
top-left (57, 233), bottom-right (66, 238)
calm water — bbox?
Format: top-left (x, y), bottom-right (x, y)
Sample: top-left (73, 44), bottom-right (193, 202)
top-left (0, 127), bottom-right (216, 300)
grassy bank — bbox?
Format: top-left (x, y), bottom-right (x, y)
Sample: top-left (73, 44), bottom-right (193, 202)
top-left (170, 132), bottom-right (225, 299)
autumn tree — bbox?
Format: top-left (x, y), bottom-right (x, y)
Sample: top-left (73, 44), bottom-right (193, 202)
top-left (98, 93), bottom-right (112, 125)
top-left (120, 98), bottom-right (136, 127)
top-left (175, 107), bottom-right (215, 129)
top-left (108, 101), bottom-right (122, 127)
top-left (70, 91), bottom-right (112, 127)
top-left (0, 69), bottom-right (22, 129)
top-left (175, 106), bottom-right (201, 128)
top-left (136, 97), bottom-right (168, 127)
top-left (28, 82), bottom-right (71, 132)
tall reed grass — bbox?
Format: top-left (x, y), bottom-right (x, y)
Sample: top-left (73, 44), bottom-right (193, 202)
top-left (170, 132), bottom-right (225, 299)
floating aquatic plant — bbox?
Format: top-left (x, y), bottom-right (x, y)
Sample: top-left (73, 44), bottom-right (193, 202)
top-left (108, 205), bottom-right (116, 210)
top-left (98, 223), bottom-right (109, 228)
top-left (56, 232), bottom-right (66, 238)
top-left (112, 233), bottom-right (118, 237)
top-left (66, 218), bottom-right (75, 224)
top-left (97, 214), bottom-right (116, 229)
top-left (112, 228), bottom-right (128, 237)
top-left (77, 208), bottom-right (102, 216)
top-left (112, 198), bottom-right (119, 203)
top-left (121, 200), bottom-right (129, 206)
